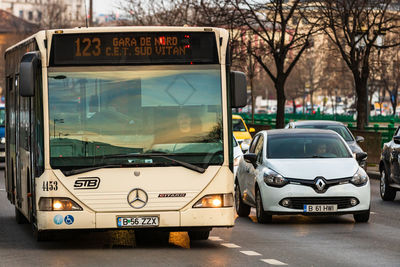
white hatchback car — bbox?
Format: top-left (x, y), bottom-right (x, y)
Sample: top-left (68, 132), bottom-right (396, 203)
top-left (235, 129), bottom-right (370, 223)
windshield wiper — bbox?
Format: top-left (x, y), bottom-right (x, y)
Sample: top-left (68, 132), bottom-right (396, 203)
top-left (62, 164), bottom-right (122, 176)
top-left (104, 153), bottom-right (206, 173)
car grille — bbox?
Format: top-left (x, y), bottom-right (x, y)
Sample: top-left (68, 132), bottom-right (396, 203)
top-left (281, 197), bottom-right (357, 210)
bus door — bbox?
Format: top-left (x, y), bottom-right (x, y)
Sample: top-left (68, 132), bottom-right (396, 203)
top-left (5, 76), bottom-right (15, 203)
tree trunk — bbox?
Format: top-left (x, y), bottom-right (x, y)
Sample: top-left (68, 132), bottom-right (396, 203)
top-left (292, 98), bottom-right (296, 114)
top-left (275, 78), bottom-right (286, 129)
top-left (250, 77), bottom-right (255, 123)
top-left (355, 78), bottom-right (368, 130)
top-left (391, 90), bottom-right (398, 116)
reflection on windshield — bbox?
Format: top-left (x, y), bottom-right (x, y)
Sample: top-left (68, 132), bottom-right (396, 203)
top-left (267, 135), bottom-right (352, 159)
top-left (0, 109), bottom-right (5, 126)
top-left (296, 125), bottom-right (353, 141)
top-left (48, 65), bottom-right (223, 168)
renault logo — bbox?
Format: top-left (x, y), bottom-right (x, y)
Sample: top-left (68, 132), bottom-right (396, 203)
top-left (315, 178), bottom-right (326, 192)
top-left (127, 188), bottom-right (148, 209)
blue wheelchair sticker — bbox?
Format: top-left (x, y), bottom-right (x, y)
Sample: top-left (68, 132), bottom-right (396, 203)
top-left (64, 215), bottom-right (74, 225)
top-left (54, 215), bottom-right (63, 225)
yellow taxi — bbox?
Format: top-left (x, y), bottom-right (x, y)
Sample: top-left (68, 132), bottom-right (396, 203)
top-left (232, 114), bottom-right (255, 152)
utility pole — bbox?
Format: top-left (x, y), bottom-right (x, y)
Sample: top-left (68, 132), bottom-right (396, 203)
top-left (89, 0), bottom-right (93, 26)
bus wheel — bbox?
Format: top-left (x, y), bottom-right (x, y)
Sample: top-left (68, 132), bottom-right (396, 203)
top-left (15, 207), bottom-right (29, 224)
top-left (188, 230), bottom-right (210, 241)
top-left (32, 226), bottom-right (49, 242)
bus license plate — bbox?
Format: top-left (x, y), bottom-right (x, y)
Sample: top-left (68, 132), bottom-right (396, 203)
top-left (303, 204), bottom-right (337, 213)
top-left (117, 216), bottom-right (159, 227)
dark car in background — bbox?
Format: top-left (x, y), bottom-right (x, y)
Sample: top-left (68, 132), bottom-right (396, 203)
top-left (286, 120), bottom-right (367, 169)
top-left (0, 104), bottom-right (5, 162)
top-left (379, 127), bottom-right (400, 201)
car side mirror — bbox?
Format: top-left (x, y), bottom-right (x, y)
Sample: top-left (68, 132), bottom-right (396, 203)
top-left (244, 153), bottom-right (257, 167)
top-left (19, 51), bottom-right (40, 97)
top-left (249, 127), bottom-right (255, 133)
top-left (230, 71), bottom-right (247, 108)
top-left (394, 136), bottom-right (400, 144)
top-left (356, 136), bottom-right (364, 143)
top-left (356, 152), bottom-right (368, 162)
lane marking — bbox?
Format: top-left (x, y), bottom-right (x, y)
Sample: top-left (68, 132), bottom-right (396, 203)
top-left (240, 250), bottom-right (261, 256)
top-left (261, 259), bottom-right (288, 265)
top-left (221, 243), bottom-right (241, 248)
top-left (209, 236), bottom-right (223, 241)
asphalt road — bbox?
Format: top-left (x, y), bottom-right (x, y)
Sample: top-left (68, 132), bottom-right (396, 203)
top-left (0, 170), bottom-right (399, 267)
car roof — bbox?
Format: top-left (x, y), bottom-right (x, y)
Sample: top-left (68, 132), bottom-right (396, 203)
top-left (261, 128), bottom-right (340, 137)
top-left (291, 120), bottom-right (345, 126)
top-left (232, 114), bottom-right (243, 119)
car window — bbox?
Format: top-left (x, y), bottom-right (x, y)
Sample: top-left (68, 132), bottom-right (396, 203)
top-left (395, 126), bottom-right (400, 137)
top-left (267, 134), bottom-right (352, 159)
top-left (248, 135), bottom-right (260, 153)
top-left (233, 136), bottom-right (239, 147)
top-left (232, 118), bottom-right (247, 132)
top-left (254, 135), bottom-right (264, 163)
top-left (296, 125), bottom-right (354, 141)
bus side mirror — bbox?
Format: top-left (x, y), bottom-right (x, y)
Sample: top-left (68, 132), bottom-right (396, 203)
top-left (230, 71), bottom-right (247, 108)
top-left (19, 51), bottom-right (40, 97)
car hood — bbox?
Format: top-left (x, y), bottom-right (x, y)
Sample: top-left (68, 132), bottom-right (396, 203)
top-left (266, 158), bottom-right (358, 179)
top-left (346, 141), bottom-right (364, 153)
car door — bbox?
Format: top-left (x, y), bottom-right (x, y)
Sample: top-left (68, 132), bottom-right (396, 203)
top-left (389, 127), bottom-right (400, 184)
top-left (246, 134), bottom-right (264, 204)
top-left (238, 134), bottom-right (259, 205)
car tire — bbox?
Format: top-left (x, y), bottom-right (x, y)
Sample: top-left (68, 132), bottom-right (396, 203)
top-left (235, 182), bottom-right (250, 217)
top-left (255, 188), bottom-right (272, 224)
top-left (15, 207), bottom-right (29, 224)
top-left (188, 230), bottom-right (210, 241)
top-left (380, 168), bottom-right (396, 201)
top-left (353, 209), bottom-right (370, 223)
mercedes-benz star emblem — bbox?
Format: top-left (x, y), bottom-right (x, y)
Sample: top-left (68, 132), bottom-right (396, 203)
top-left (127, 188), bottom-right (148, 209)
top-left (315, 178), bottom-right (326, 191)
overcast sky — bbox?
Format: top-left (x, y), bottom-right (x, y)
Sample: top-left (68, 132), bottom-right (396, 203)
top-left (90, 0), bottom-right (121, 15)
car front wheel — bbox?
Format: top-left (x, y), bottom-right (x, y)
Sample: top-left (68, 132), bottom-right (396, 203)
top-left (353, 209), bottom-right (370, 223)
top-left (380, 168), bottom-right (396, 201)
top-left (235, 182), bottom-right (250, 217)
top-left (255, 188), bottom-right (272, 224)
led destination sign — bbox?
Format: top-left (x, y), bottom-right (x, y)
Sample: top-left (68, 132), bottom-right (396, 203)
top-left (50, 32), bottom-right (218, 66)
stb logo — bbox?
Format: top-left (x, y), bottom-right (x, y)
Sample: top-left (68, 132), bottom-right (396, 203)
top-left (74, 177), bottom-right (100, 190)
top-left (127, 188), bottom-right (148, 209)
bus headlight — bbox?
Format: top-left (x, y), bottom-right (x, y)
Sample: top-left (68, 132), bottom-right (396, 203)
top-left (193, 194), bottom-right (233, 208)
top-left (39, 197), bottom-right (83, 211)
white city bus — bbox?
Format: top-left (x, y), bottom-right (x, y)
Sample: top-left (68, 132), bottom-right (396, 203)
top-left (4, 27), bottom-right (246, 241)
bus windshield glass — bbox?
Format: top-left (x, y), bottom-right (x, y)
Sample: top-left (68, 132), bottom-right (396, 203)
top-left (48, 65), bottom-right (223, 169)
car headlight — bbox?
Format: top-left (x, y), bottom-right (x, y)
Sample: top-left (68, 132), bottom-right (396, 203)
top-left (350, 168), bottom-right (368, 186)
top-left (1, 137), bottom-right (5, 144)
top-left (193, 194), bottom-right (233, 208)
top-left (39, 197), bottom-right (83, 211)
top-left (264, 170), bottom-right (288, 187)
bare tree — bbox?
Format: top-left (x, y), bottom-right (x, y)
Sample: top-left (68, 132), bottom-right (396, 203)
top-left (314, 0), bottom-right (400, 129)
top-left (36, 0), bottom-right (73, 29)
top-left (232, 0), bottom-right (321, 128)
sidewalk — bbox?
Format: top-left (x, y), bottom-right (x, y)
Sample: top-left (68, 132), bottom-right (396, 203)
top-left (366, 164), bottom-right (380, 180)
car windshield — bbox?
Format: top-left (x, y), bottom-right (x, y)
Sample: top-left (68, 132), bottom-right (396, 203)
top-left (233, 118), bottom-right (246, 132)
top-left (48, 65), bottom-right (223, 169)
top-left (267, 134), bottom-right (352, 159)
top-left (0, 108), bottom-right (5, 126)
top-left (296, 124), bottom-right (354, 141)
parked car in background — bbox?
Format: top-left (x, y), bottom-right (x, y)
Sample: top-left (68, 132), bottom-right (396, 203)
top-left (232, 114), bottom-right (255, 152)
top-left (286, 120), bottom-right (367, 169)
top-left (0, 104), bottom-right (5, 162)
top-left (235, 129), bottom-right (370, 223)
top-left (379, 126), bottom-right (400, 201)
top-left (233, 136), bottom-right (243, 178)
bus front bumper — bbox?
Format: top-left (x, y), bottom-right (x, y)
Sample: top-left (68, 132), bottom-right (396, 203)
top-left (36, 207), bottom-right (235, 230)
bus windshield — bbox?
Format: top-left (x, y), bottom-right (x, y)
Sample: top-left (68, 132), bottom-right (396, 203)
top-left (48, 65), bottom-right (223, 169)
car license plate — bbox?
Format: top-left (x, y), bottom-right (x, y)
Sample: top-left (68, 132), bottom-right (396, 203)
top-left (117, 216), bottom-right (159, 227)
top-left (303, 204), bottom-right (337, 212)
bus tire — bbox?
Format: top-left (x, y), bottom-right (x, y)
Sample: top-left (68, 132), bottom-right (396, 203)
top-left (15, 207), bottom-right (29, 224)
top-left (33, 226), bottom-right (49, 242)
top-left (188, 230), bottom-right (210, 241)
